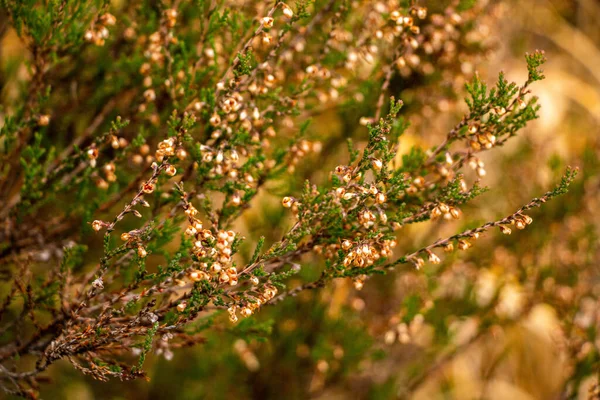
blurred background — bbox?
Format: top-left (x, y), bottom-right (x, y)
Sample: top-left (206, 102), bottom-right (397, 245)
top-left (2, 0), bottom-right (600, 399)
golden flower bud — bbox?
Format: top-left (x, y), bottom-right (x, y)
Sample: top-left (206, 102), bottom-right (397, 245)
top-left (190, 270), bottom-right (207, 282)
top-left (142, 182), bottom-right (155, 194)
top-left (372, 159), bottom-right (383, 171)
top-left (209, 113), bottom-right (221, 126)
top-left (261, 16), bottom-right (274, 28)
top-left (282, 196), bottom-right (294, 208)
top-left (281, 3), bottom-right (293, 18)
top-left (428, 252), bottom-right (440, 264)
top-left (143, 89), bottom-right (156, 102)
top-left (413, 257), bottom-right (425, 269)
top-left (38, 114), bottom-right (51, 126)
top-left (450, 207), bottom-right (461, 219)
top-left (165, 165), bottom-right (177, 176)
top-left (241, 307), bottom-right (252, 317)
top-left (219, 272), bottom-right (230, 283)
top-left (100, 13), bottom-right (116, 26)
top-left (458, 240), bottom-right (471, 250)
top-left (353, 279), bottom-right (364, 290)
top-left (375, 192), bottom-right (387, 204)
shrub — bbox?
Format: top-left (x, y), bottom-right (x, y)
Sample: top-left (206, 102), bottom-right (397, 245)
top-left (0, 0), bottom-right (584, 398)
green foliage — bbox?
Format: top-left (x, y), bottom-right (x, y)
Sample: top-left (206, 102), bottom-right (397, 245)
top-left (457, 0), bottom-right (477, 11)
top-left (401, 147), bottom-right (426, 173)
top-left (439, 176), bottom-right (488, 205)
top-left (234, 50), bottom-right (256, 77)
top-left (18, 132), bottom-right (52, 214)
top-left (525, 50), bottom-right (547, 82)
top-left (250, 236), bottom-right (265, 264)
top-left (136, 322), bottom-right (159, 371)
top-left (548, 166), bottom-right (579, 197)
top-left (229, 318), bottom-right (274, 342)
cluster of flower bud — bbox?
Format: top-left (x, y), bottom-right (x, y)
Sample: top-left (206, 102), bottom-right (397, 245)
top-left (333, 165), bottom-right (362, 186)
top-left (384, 314), bottom-right (426, 345)
top-left (200, 146), bottom-right (248, 181)
top-left (137, 18), bottom-right (180, 97)
top-left (206, 97), bottom-right (274, 143)
top-left (88, 137), bottom-right (129, 188)
top-left (102, 162), bottom-right (117, 183)
top-left (86, 147), bottom-right (99, 168)
top-left (332, 179), bottom-right (390, 227)
top-left (228, 284), bottom-right (278, 323)
top-left (183, 209), bottom-right (239, 286)
top-left (144, 31), bottom-right (168, 65)
top-left (131, 143), bottom-right (186, 167)
top-left (164, 8), bottom-right (178, 28)
top-left (84, 13), bottom-right (116, 46)
top-left (139, 57), bottom-right (189, 108)
top-left (220, 94), bottom-right (243, 115)
top-left (430, 202), bottom-right (461, 220)
top-left (389, 8), bottom-right (423, 34)
top-left (467, 124), bottom-right (497, 151)
top-left (412, 231), bottom-right (486, 269)
top-left (467, 156), bottom-right (487, 177)
top-left (394, 7), bottom-right (473, 78)
top-left (404, 175), bottom-right (426, 195)
top-left (287, 140), bottom-right (322, 173)
top-left (499, 214), bottom-right (533, 235)
top-left (358, 209), bottom-right (378, 229)
top-left (109, 134), bottom-right (129, 150)
top-left (304, 64), bottom-right (332, 80)
top-left (119, 229), bottom-right (149, 258)
top-left (341, 238), bottom-right (397, 268)
top-left (340, 6), bottom-right (426, 74)
top-left (155, 137), bottom-right (177, 162)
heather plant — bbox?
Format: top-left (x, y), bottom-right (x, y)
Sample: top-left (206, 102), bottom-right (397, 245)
top-left (0, 0), bottom-right (589, 398)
